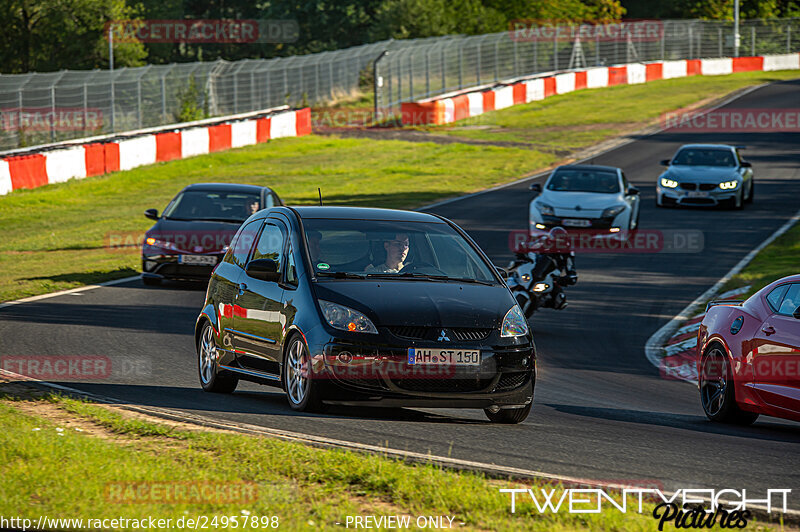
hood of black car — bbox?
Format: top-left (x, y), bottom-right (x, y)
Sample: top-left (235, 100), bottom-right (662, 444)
top-left (146, 218), bottom-right (243, 253)
top-left (313, 280), bottom-right (515, 329)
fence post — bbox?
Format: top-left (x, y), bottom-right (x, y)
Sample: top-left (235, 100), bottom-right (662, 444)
top-left (441, 45), bottom-right (445, 92)
top-left (314, 61), bottom-right (320, 103)
top-left (110, 79), bottom-right (116, 133)
top-left (408, 51), bottom-right (413, 101)
top-left (233, 73), bottom-right (238, 113)
top-left (373, 50), bottom-right (388, 124)
top-left (250, 72), bottom-right (255, 111)
top-left (788, 26), bottom-right (792, 53)
top-left (160, 76), bottom-right (166, 120)
top-left (329, 61), bottom-right (334, 99)
top-left (553, 30), bottom-right (558, 70)
top-left (283, 63), bottom-right (289, 103)
top-left (689, 26), bottom-right (693, 59)
top-left (477, 39), bottom-right (482, 84)
top-left (83, 82), bottom-right (88, 134)
top-left (494, 39), bottom-right (499, 81)
top-left (596, 32), bottom-right (600, 65)
top-left (751, 26), bottom-right (756, 56)
top-left (660, 26), bottom-right (665, 60)
top-left (718, 27), bottom-right (722, 57)
top-left (17, 90), bottom-right (23, 147)
top-left (458, 45), bottom-right (463, 88)
top-left (137, 78), bottom-right (142, 128)
top-left (425, 49), bottom-right (430, 97)
top-left (513, 39), bottom-right (519, 77)
top-left (50, 86), bottom-right (55, 142)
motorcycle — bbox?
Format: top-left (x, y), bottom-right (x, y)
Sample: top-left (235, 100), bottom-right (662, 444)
top-left (506, 228), bottom-right (577, 318)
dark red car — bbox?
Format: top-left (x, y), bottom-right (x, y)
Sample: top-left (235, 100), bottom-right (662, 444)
top-left (697, 275), bottom-right (800, 425)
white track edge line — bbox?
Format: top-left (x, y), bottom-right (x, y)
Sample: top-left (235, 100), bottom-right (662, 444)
top-left (644, 207), bottom-right (800, 384)
top-left (0, 275), bottom-right (141, 310)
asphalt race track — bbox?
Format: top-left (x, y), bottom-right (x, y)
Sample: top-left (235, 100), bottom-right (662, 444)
top-left (2, 79), bottom-right (800, 506)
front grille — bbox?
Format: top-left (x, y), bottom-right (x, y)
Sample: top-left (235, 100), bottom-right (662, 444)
top-left (698, 183), bottom-right (718, 191)
top-left (681, 197), bottom-right (716, 205)
top-left (679, 183), bottom-right (697, 191)
top-left (389, 326), bottom-right (427, 340)
top-left (341, 377), bottom-right (389, 391)
top-left (495, 372), bottom-right (528, 391)
top-left (391, 378), bottom-right (493, 393)
top-left (450, 328), bottom-right (492, 341)
top-left (388, 327), bottom-right (492, 342)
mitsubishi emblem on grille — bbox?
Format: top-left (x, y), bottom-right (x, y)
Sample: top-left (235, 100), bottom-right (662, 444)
top-left (438, 329), bottom-right (451, 342)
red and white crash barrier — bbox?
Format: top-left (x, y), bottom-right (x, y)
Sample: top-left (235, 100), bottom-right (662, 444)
top-left (401, 53), bottom-right (800, 125)
top-left (0, 107), bottom-right (312, 196)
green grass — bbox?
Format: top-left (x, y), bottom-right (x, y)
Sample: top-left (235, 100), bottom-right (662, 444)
top-left (431, 70), bottom-right (800, 150)
top-left (719, 220), bottom-right (800, 300)
top-left (0, 394), bottom-right (759, 531)
top-left (1, 70), bottom-right (798, 303)
top-left (0, 137), bottom-right (543, 302)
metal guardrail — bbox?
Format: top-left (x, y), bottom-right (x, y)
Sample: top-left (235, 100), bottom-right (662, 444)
top-left (374, 18), bottom-right (800, 115)
top-left (0, 36), bottom-right (446, 151)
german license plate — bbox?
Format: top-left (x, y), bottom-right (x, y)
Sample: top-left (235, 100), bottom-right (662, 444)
top-left (562, 218), bottom-right (592, 227)
top-left (179, 254), bottom-right (217, 266)
top-left (687, 191), bottom-right (708, 198)
top-left (407, 348), bottom-right (481, 366)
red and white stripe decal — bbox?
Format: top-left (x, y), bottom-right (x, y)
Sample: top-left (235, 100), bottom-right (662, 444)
top-left (401, 53), bottom-right (800, 126)
top-left (0, 107), bottom-right (312, 195)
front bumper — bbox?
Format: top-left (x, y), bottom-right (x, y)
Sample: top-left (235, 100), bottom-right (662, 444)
top-left (310, 339), bottom-right (535, 408)
top-left (657, 184), bottom-right (738, 207)
top-left (142, 253), bottom-right (224, 281)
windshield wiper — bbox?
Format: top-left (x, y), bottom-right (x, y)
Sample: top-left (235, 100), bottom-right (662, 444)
top-left (316, 271), bottom-right (366, 279)
top-left (365, 272), bottom-right (494, 285)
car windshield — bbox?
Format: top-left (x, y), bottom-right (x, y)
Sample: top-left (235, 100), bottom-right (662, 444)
top-left (163, 190), bottom-right (260, 222)
top-left (672, 148), bottom-right (736, 167)
top-left (546, 169), bottom-right (620, 194)
top-left (302, 218), bottom-right (497, 284)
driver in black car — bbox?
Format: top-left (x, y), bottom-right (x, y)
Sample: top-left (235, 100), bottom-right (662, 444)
top-left (365, 233), bottom-right (409, 273)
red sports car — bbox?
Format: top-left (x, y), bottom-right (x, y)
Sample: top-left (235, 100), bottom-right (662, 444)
top-left (697, 275), bottom-right (800, 425)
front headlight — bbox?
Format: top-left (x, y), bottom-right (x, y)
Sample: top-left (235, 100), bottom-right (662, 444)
top-left (144, 237), bottom-right (177, 251)
top-left (601, 205), bottom-right (626, 219)
top-left (501, 305), bottom-right (529, 337)
top-left (319, 300), bottom-right (378, 334)
top-left (719, 180), bottom-right (739, 190)
top-left (536, 202), bottom-right (555, 216)
top-left (660, 177), bottom-right (678, 188)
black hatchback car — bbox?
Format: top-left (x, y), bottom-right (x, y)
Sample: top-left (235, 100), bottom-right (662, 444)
top-left (194, 206), bottom-right (535, 423)
top-left (142, 183), bottom-right (282, 285)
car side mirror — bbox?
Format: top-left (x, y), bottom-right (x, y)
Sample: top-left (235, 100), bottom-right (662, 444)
top-left (144, 208), bottom-right (159, 220)
top-left (740, 161), bottom-right (752, 168)
top-left (530, 183), bottom-right (542, 197)
top-left (626, 186), bottom-right (639, 196)
top-left (495, 266), bottom-right (509, 280)
top-left (794, 306), bottom-right (800, 320)
top-left (660, 159), bottom-right (671, 167)
top-left (246, 259), bottom-right (280, 282)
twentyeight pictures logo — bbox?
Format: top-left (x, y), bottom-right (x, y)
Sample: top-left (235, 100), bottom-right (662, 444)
top-left (500, 488), bottom-right (792, 529)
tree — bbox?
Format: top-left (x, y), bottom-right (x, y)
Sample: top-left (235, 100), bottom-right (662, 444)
top-left (0, 0), bottom-right (146, 73)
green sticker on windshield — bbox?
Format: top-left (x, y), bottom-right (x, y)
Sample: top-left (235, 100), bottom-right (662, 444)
top-left (317, 263), bottom-right (330, 270)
